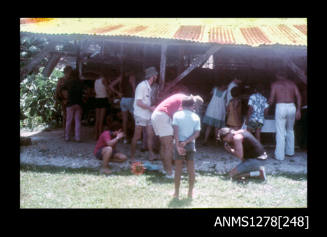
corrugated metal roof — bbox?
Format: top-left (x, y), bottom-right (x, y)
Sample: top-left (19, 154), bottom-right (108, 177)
top-left (20, 18), bottom-right (307, 47)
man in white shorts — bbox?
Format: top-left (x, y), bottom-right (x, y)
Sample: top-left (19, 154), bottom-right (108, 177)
top-left (151, 93), bottom-right (203, 178)
top-left (130, 67), bottom-right (158, 162)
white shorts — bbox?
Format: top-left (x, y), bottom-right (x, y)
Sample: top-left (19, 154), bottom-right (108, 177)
top-left (151, 110), bottom-right (173, 137)
top-left (134, 115), bottom-right (152, 127)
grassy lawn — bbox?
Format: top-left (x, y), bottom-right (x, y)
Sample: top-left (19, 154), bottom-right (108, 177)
top-left (20, 164), bottom-right (307, 208)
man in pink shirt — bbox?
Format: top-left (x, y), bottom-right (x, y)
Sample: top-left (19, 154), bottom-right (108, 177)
top-left (151, 93), bottom-right (203, 178)
top-left (94, 123), bottom-right (127, 175)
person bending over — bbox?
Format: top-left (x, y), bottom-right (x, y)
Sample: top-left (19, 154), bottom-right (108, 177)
top-left (217, 127), bottom-right (267, 181)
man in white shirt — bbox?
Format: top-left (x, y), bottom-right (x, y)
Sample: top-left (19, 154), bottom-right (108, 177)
top-left (130, 67), bottom-right (158, 162)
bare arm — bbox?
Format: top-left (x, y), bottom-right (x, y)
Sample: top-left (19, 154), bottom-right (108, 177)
top-left (129, 75), bottom-right (136, 93)
top-left (55, 78), bottom-right (63, 101)
top-left (108, 76), bottom-right (123, 97)
top-left (246, 105), bottom-right (253, 124)
top-left (173, 125), bottom-right (186, 155)
top-left (106, 131), bottom-right (124, 147)
top-left (268, 83), bottom-right (276, 105)
top-left (294, 85), bottom-right (302, 120)
top-left (224, 134), bottom-right (244, 160)
top-left (264, 107), bottom-right (269, 117)
top-left (136, 99), bottom-right (154, 111)
top-left (180, 131), bottom-right (201, 147)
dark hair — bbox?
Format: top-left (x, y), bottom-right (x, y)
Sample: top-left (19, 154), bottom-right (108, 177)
top-left (231, 86), bottom-right (241, 98)
top-left (275, 70), bottom-right (288, 79)
top-left (182, 96), bottom-right (195, 108)
top-left (217, 127), bottom-right (232, 141)
top-left (63, 65), bottom-right (73, 74)
top-left (109, 121), bottom-right (122, 131)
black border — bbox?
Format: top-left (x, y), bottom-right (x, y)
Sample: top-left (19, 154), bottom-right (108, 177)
top-left (14, 15), bottom-right (317, 233)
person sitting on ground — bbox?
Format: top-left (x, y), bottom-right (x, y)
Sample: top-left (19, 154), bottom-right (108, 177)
top-left (246, 85), bottom-right (269, 143)
top-left (172, 96), bottom-right (201, 199)
top-left (94, 122), bottom-right (128, 175)
top-left (217, 127), bottom-right (267, 181)
top-left (226, 86), bottom-right (243, 130)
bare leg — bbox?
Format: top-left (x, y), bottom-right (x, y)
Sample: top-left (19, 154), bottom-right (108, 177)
top-left (160, 136), bottom-right (173, 175)
top-left (98, 108), bottom-right (106, 138)
top-left (146, 125), bottom-right (155, 161)
top-left (101, 146), bottom-right (113, 174)
top-left (112, 153), bottom-right (128, 163)
top-left (62, 104), bottom-right (67, 137)
top-left (95, 108), bottom-right (100, 140)
top-left (122, 111), bottom-right (128, 140)
top-left (186, 160), bottom-right (195, 198)
top-left (255, 128), bottom-right (261, 143)
top-left (130, 125), bottom-right (143, 162)
top-left (173, 159), bottom-right (183, 199)
top-left (204, 125), bottom-right (212, 144)
top-left (214, 127), bottom-right (220, 141)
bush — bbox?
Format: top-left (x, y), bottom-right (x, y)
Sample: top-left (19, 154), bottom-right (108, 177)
top-left (20, 68), bottom-right (64, 129)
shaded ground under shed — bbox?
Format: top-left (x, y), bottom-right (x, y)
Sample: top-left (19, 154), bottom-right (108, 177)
top-left (20, 127), bottom-right (307, 176)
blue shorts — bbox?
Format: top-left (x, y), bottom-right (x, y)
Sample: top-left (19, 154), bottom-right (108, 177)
top-left (120, 97), bottom-right (134, 113)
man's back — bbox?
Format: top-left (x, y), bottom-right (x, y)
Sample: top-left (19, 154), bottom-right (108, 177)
top-left (271, 79), bottom-right (299, 104)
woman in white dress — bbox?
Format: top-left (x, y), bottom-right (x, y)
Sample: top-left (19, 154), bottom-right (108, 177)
top-left (202, 83), bottom-right (227, 145)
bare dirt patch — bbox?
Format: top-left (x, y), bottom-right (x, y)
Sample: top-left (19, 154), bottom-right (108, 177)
top-left (20, 127), bottom-right (307, 175)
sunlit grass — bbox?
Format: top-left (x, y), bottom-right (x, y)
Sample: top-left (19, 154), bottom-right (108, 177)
top-left (20, 164), bottom-right (307, 208)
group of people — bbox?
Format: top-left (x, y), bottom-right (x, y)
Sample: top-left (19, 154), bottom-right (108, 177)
top-left (56, 65), bottom-right (304, 200)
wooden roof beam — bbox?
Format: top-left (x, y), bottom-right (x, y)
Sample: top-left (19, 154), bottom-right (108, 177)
top-left (42, 53), bottom-right (62, 77)
top-left (20, 43), bottom-right (55, 80)
top-left (162, 45), bottom-right (222, 94)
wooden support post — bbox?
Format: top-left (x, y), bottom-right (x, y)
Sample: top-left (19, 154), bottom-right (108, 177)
top-left (120, 43), bottom-right (124, 75)
top-left (177, 46), bottom-right (185, 75)
top-left (142, 44), bottom-right (147, 71)
top-left (159, 44), bottom-right (167, 91)
top-left (163, 45), bottom-right (222, 93)
top-left (75, 40), bottom-right (81, 80)
top-left (42, 53), bottom-right (62, 77)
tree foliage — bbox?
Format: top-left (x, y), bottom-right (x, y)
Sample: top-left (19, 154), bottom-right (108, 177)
top-left (20, 35), bottom-right (64, 129)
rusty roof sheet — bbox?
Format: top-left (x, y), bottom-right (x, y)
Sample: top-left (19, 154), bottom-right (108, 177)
top-left (20, 18), bottom-right (307, 47)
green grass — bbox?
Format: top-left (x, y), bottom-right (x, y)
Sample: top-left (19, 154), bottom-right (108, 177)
top-left (20, 164), bottom-right (307, 208)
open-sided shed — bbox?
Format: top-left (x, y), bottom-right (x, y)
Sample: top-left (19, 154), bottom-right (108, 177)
top-left (20, 18), bottom-right (307, 136)
top-left (20, 18), bottom-right (307, 90)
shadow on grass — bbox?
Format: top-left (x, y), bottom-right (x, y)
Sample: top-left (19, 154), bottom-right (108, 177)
top-left (20, 163), bottom-right (174, 183)
top-left (20, 163), bottom-right (307, 183)
top-left (167, 197), bottom-right (193, 208)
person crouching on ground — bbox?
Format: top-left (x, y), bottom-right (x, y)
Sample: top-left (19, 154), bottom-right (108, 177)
top-left (172, 96), bottom-right (201, 199)
top-left (217, 127), bottom-right (267, 181)
top-left (94, 122), bottom-right (128, 175)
